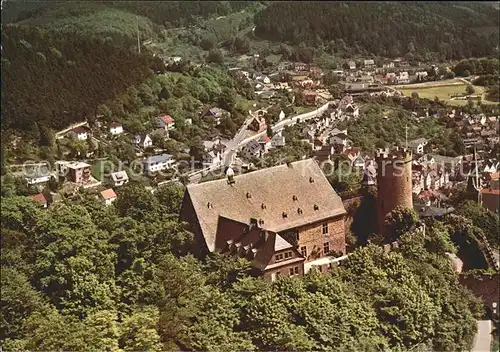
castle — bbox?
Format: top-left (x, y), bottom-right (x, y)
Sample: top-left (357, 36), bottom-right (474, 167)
top-left (179, 159), bottom-right (347, 280)
top-left (370, 147), bottom-right (414, 234)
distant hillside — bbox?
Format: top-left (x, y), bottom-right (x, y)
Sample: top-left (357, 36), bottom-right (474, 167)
top-left (1, 25), bottom-right (162, 137)
top-left (14, 3), bottom-right (158, 43)
top-left (2, 1), bottom-right (255, 28)
top-left (254, 2), bottom-right (500, 60)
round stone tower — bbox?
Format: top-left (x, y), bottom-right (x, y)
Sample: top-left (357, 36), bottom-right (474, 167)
top-left (375, 147), bottom-right (413, 235)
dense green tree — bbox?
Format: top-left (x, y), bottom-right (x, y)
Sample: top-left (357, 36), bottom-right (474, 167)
top-left (385, 207), bottom-right (419, 241)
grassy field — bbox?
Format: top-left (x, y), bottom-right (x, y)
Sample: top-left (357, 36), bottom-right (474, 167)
top-left (398, 82), bottom-right (497, 106)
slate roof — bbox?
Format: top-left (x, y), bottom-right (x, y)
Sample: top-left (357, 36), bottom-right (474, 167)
top-left (185, 159), bottom-right (346, 252)
top-left (143, 154), bottom-right (174, 165)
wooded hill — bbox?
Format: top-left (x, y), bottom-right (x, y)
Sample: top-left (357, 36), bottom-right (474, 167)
top-left (254, 2), bottom-right (500, 60)
top-left (1, 25), bottom-right (163, 137)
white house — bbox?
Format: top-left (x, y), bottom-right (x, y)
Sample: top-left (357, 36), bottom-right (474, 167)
top-left (397, 72), bottom-right (410, 84)
top-left (134, 134), bottom-right (153, 149)
top-left (25, 166), bottom-right (52, 185)
top-left (271, 133), bottom-right (286, 147)
top-left (156, 114), bottom-right (175, 131)
top-left (110, 171), bottom-right (129, 187)
top-left (278, 110), bottom-right (286, 121)
top-left (68, 126), bottom-right (89, 141)
top-left (100, 189), bottom-right (118, 206)
top-left (109, 122), bottom-right (124, 135)
top-left (204, 150), bottom-right (222, 168)
top-left (256, 75), bottom-right (271, 84)
top-left (142, 154), bottom-right (176, 173)
top-left (330, 132), bottom-right (348, 145)
top-left (408, 138), bottom-right (429, 155)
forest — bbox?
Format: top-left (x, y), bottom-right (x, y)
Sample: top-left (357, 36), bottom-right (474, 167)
top-left (1, 25), bottom-right (163, 138)
top-left (254, 2), bottom-right (500, 60)
top-left (0, 183), bottom-right (485, 351)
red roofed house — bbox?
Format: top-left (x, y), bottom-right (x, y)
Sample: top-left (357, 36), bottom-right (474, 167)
top-left (302, 90), bottom-right (318, 106)
top-left (480, 189), bottom-right (500, 214)
top-left (258, 135), bottom-right (272, 153)
top-left (248, 116), bottom-right (267, 132)
top-left (109, 122), bottom-right (124, 135)
top-left (68, 126), bottom-right (89, 141)
top-left (156, 114), bottom-right (175, 131)
top-left (100, 188), bottom-right (118, 206)
top-left (30, 193), bottom-right (48, 208)
top-left (180, 159), bottom-right (347, 280)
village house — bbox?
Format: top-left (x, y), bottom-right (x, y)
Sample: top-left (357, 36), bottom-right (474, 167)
top-left (329, 132), bottom-right (349, 152)
top-left (480, 188), bottom-right (500, 213)
top-left (278, 110), bottom-right (286, 121)
top-left (258, 135), bottom-right (272, 154)
top-left (156, 114), bottom-right (175, 131)
top-left (57, 161), bottom-right (92, 184)
top-left (271, 133), bottom-right (286, 148)
top-left (248, 116), bottom-right (267, 132)
top-left (347, 61), bottom-right (356, 70)
top-left (364, 59), bottom-right (375, 69)
top-left (30, 193), bottom-right (48, 208)
top-left (100, 188), bottom-right (118, 206)
top-left (201, 107), bottom-right (230, 125)
top-left (179, 159), bottom-right (347, 279)
top-left (133, 134), bottom-right (153, 149)
top-left (68, 126), bottom-right (89, 141)
top-left (408, 138), bottom-right (428, 155)
top-left (241, 140), bottom-right (262, 160)
top-left (25, 166), bottom-right (52, 185)
top-left (302, 90), bottom-right (318, 106)
top-left (396, 72), bottom-right (410, 84)
top-left (255, 75), bottom-right (271, 84)
top-left (110, 171), bottom-right (129, 187)
top-left (203, 140), bottom-right (226, 168)
top-left (109, 122), bottom-right (124, 135)
top-left (294, 62), bottom-right (309, 72)
top-left (313, 145), bottom-right (335, 163)
top-left (142, 154), bottom-right (176, 173)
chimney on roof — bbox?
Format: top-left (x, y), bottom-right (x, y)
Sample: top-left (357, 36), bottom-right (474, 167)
top-left (226, 167), bottom-right (235, 185)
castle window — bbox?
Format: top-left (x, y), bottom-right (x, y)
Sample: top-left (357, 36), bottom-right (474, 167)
top-left (322, 222), bottom-right (329, 234)
top-left (323, 242), bottom-right (330, 255)
top-left (275, 253), bottom-right (284, 262)
top-left (300, 246), bottom-right (307, 257)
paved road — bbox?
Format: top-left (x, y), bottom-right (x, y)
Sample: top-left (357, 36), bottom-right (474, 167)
top-left (472, 320), bottom-right (492, 352)
top-left (223, 102), bottom-right (331, 167)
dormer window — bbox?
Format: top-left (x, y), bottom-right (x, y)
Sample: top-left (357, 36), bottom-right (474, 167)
top-left (261, 203), bottom-right (266, 209)
top-left (297, 208), bottom-right (303, 214)
top-left (282, 212), bottom-right (288, 218)
top-left (292, 195), bottom-right (298, 201)
top-left (314, 204), bottom-right (319, 211)
top-left (309, 177), bottom-right (314, 183)
top-left (207, 202), bottom-right (213, 209)
top-left (246, 192), bottom-right (252, 199)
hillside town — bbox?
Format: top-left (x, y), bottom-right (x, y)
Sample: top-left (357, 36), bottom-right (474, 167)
top-left (2, 2), bottom-right (500, 351)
